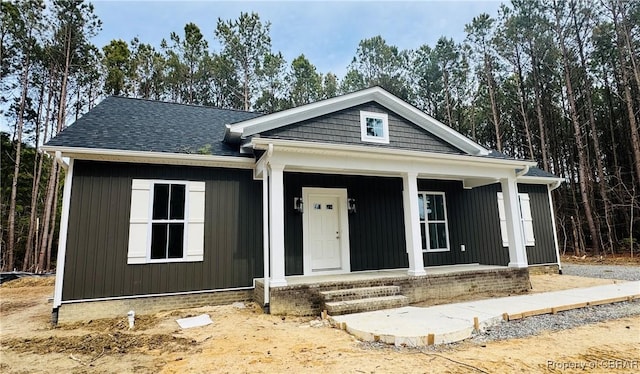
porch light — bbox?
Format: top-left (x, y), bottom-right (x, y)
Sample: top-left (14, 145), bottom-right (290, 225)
top-left (348, 198), bottom-right (357, 214)
top-left (294, 197), bottom-right (304, 213)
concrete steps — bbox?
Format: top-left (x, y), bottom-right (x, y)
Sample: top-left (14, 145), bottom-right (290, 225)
top-left (320, 286), bottom-right (408, 315)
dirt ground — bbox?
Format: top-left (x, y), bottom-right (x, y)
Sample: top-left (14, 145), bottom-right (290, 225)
top-left (1, 273), bottom-right (638, 374)
top-left (561, 253), bottom-right (640, 266)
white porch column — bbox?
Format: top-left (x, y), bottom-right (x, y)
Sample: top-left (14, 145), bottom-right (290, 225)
top-left (268, 163), bottom-right (287, 286)
top-left (500, 177), bottom-right (528, 268)
top-left (402, 172), bottom-right (426, 276)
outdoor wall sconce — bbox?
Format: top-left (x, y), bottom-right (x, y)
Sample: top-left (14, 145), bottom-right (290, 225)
top-left (294, 197), bottom-right (304, 213)
top-left (348, 198), bottom-right (357, 214)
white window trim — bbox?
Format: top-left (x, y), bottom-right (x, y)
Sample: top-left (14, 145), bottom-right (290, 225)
top-left (128, 179), bottom-right (205, 264)
top-left (419, 191), bottom-right (451, 252)
top-left (497, 192), bottom-right (535, 247)
top-left (360, 111), bottom-right (389, 144)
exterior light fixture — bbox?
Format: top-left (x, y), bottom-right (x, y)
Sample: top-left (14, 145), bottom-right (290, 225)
top-left (348, 198), bottom-right (357, 214)
top-left (294, 197), bottom-right (304, 213)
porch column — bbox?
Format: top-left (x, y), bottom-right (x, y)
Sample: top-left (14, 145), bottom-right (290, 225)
top-left (402, 172), bottom-right (426, 276)
top-left (500, 177), bottom-right (528, 268)
top-left (268, 163), bottom-right (288, 286)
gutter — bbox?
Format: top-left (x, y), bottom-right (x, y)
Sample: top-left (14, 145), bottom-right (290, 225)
top-left (515, 165), bottom-right (530, 177)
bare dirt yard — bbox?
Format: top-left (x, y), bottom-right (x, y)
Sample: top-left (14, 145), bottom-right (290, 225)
top-left (1, 270), bottom-right (638, 374)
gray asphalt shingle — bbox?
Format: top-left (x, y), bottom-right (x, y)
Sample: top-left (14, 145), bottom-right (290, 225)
top-left (46, 96), bottom-right (262, 157)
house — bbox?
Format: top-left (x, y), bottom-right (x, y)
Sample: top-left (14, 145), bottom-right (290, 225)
top-left (42, 87), bottom-right (563, 323)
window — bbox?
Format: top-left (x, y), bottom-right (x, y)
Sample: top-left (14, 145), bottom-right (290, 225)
top-left (150, 183), bottom-right (186, 259)
top-left (127, 179), bottom-right (205, 264)
top-left (360, 111), bottom-right (389, 143)
top-left (418, 192), bottom-right (450, 252)
top-left (497, 192), bottom-right (535, 247)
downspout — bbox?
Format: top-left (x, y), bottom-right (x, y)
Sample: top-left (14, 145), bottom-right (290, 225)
top-left (262, 143), bottom-right (274, 312)
top-left (51, 157), bottom-right (74, 325)
top-left (55, 150), bottom-right (68, 170)
top-left (547, 184), bottom-right (563, 274)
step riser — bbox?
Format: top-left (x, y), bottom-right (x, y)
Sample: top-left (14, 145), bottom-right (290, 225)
top-left (324, 296), bottom-right (409, 315)
top-left (320, 286), bottom-right (401, 302)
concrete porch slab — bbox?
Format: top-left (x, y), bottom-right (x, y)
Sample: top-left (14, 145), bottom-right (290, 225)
top-left (330, 281), bottom-right (640, 347)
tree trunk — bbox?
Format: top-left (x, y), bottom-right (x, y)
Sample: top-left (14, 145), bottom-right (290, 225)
top-left (553, 0), bottom-right (601, 254)
top-left (529, 45), bottom-right (550, 171)
top-left (570, 0), bottom-right (615, 254)
top-left (442, 69), bottom-right (455, 130)
top-left (611, 1), bottom-right (640, 186)
top-left (514, 45), bottom-right (534, 159)
top-left (484, 54), bottom-right (501, 151)
top-left (6, 45), bottom-right (32, 271)
top-left (23, 79), bottom-right (47, 271)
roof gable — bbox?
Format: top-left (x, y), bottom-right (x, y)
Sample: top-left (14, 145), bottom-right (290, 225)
top-left (262, 101), bottom-right (464, 154)
top-left (226, 86), bottom-right (489, 156)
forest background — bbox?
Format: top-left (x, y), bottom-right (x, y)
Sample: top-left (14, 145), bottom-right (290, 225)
top-left (1, 0), bottom-right (639, 272)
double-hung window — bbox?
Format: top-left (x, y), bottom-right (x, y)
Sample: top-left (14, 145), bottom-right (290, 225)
top-left (127, 179), bottom-right (205, 264)
top-left (150, 183), bottom-right (186, 260)
top-left (418, 192), bottom-right (450, 252)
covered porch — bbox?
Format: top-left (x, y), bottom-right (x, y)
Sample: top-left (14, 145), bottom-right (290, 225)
top-left (254, 139), bottom-right (537, 294)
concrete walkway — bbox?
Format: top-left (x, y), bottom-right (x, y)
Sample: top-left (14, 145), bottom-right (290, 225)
top-left (330, 281), bottom-right (640, 347)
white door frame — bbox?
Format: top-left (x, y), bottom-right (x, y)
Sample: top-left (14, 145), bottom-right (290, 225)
top-left (302, 187), bottom-right (351, 275)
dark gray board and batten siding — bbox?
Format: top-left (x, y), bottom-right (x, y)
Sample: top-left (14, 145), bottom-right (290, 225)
top-left (262, 102), bottom-right (464, 154)
top-left (63, 161), bottom-right (263, 301)
top-left (283, 175), bottom-right (558, 274)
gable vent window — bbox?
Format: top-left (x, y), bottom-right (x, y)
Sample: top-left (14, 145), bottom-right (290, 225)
top-left (127, 179), bottom-right (205, 264)
top-left (360, 111), bottom-right (389, 144)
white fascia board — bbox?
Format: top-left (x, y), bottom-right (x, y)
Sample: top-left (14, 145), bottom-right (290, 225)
top-left (40, 146), bottom-right (256, 169)
top-left (229, 87), bottom-right (489, 156)
top-left (252, 138), bottom-right (535, 170)
top-left (226, 88), bottom-right (380, 141)
top-left (517, 175), bottom-right (565, 189)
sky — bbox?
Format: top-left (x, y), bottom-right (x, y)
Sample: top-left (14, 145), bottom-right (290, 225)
top-left (90, 0), bottom-right (505, 78)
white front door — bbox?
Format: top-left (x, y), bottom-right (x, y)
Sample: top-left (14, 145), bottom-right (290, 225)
top-left (303, 188), bottom-right (350, 275)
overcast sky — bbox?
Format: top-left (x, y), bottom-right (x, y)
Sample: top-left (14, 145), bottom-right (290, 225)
top-left (91, 0), bottom-right (505, 77)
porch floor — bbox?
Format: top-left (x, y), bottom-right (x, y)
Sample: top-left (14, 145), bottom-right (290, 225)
top-left (283, 264), bottom-right (504, 286)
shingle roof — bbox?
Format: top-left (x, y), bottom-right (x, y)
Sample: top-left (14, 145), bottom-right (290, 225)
top-left (486, 150), bottom-right (559, 178)
top-left (46, 96), bottom-right (262, 157)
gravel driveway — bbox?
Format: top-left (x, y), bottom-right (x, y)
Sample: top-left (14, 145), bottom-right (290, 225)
top-left (561, 263), bottom-right (640, 281)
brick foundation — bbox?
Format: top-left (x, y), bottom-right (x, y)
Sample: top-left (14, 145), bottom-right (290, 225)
top-left (257, 267), bottom-right (531, 316)
top-left (528, 264), bottom-right (561, 275)
top-left (57, 289), bottom-right (252, 324)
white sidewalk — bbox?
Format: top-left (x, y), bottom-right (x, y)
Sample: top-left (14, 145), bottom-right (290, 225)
top-left (330, 281), bottom-right (640, 347)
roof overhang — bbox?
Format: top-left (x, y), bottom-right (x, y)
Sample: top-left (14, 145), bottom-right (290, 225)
top-left (226, 86), bottom-right (490, 156)
top-left (517, 175), bottom-right (565, 190)
top-left (40, 146), bottom-right (256, 169)
top-left (252, 138), bottom-right (535, 183)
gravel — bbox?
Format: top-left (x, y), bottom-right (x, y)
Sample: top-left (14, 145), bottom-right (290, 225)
top-left (561, 264), bottom-right (640, 281)
top-left (359, 264), bottom-right (640, 352)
